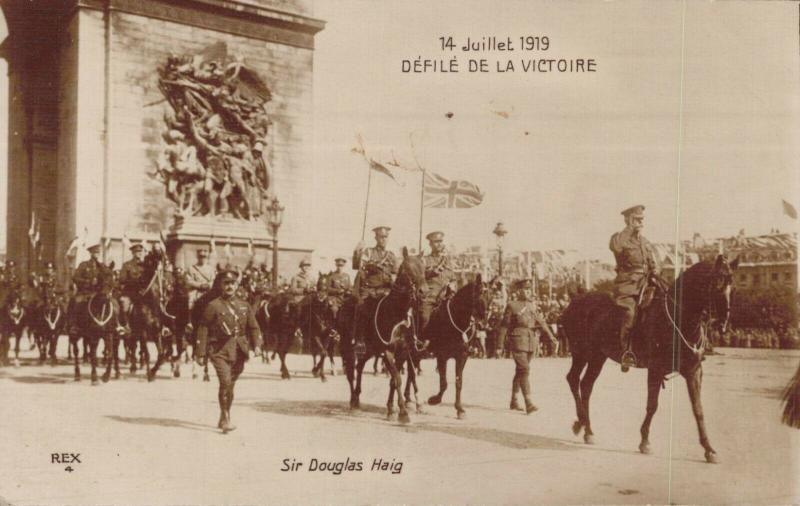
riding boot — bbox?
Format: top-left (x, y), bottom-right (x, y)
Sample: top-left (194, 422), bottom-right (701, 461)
top-left (524, 397), bottom-right (538, 414)
top-left (510, 376), bottom-right (522, 411)
top-left (619, 325), bottom-right (636, 372)
top-left (217, 410), bottom-right (226, 429)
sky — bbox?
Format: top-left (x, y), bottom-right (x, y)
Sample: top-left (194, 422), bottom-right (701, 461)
top-left (1, 1), bottom-right (798, 264)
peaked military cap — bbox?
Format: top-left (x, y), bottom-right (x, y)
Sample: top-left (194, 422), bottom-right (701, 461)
top-left (299, 258), bottom-right (311, 267)
top-left (86, 242), bottom-right (102, 252)
top-left (514, 279), bottom-right (533, 291)
top-left (129, 242), bottom-right (144, 252)
top-left (218, 269), bottom-right (239, 282)
top-left (621, 205), bottom-right (645, 218)
top-left (426, 231), bottom-right (445, 242)
top-left (372, 226), bottom-right (391, 237)
top-left (197, 249), bottom-right (209, 257)
top-left (334, 257), bottom-right (347, 264)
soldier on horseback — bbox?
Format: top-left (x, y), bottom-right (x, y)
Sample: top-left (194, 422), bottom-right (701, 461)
top-left (118, 242), bottom-right (145, 324)
top-left (609, 205), bottom-right (658, 372)
top-left (289, 259), bottom-right (313, 320)
top-left (68, 241), bottom-right (104, 337)
top-left (419, 231), bottom-right (456, 349)
top-left (186, 249), bottom-right (215, 308)
top-left (352, 226), bottom-right (397, 356)
top-left (326, 257), bottom-right (351, 320)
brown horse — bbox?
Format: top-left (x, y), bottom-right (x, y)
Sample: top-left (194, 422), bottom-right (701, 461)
top-left (560, 255), bottom-right (738, 463)
top-left (336, 248), bottom-right (427, 423)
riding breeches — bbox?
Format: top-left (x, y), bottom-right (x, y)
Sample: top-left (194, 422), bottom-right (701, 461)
top-left (210, 346), bottom-right (247, 411)
top-left (511, 351), bottom-right (533, 400)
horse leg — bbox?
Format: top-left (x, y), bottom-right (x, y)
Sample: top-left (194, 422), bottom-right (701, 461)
top-left (72, 337), bottom-right (81, 381)
top-left (372, 356), bottom-right (379, 376)
top-left (327, 337), bottom-right (336, 376)
top-left (384, 351), bottom-right (409, 424)
top-left (427, 356), bottom-right (448, 405)
top-left (684, 365), bottom-right (717, 463)
top-left (386, 358), bottom-right (396, 420)
top-left (345, 351), bottom-right (357, 409)
top-left (353, 354), bottom-right (369, 410)
top-left (404, 355), bottom-right (423, 414)
top-left (148, 333), bottom-right (164, 382)
top-left (102, 335), bottom-right (112, 383)
top-left (639, 367), bottom-right (663, 454)
top-left (173, 332), bottom-right (183, 378)
top-left (13, 332), bottom-right (21, 367)
top-left (82, 340), bottom-right (89, 364)
top-left (113, 336), bottom-right (121, 379)
top-left (90, 338), bottom-right (99, 385)
top-left (566, 355), bottom-right (589, 435)
top-left (579, 353), bottom-right (606, 444)
top-left (455, 353), bottom-right (468, 419)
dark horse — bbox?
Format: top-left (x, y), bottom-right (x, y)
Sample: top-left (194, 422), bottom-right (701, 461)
top-left (1, 284), bottom-right (29, 367)
top-left (561, 255), bottom-right (738, 463)
top-left (147, 266), bottom-right (191, 380)
top-left (32, 284), bottom-right (66, 366)
top-left (256, 289), bottom-right (298, 380)
top-left (72, 263), bottom-right (124, 384)
top-left (299, 273), bottom-right (338, 382)
top-left (336, 249), bottom-right (427, 423)
top-left (423, 274), bottom-right (488, 419)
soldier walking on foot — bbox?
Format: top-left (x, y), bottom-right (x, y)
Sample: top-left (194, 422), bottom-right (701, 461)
top-left (196, 270), bottom-right (262, 433)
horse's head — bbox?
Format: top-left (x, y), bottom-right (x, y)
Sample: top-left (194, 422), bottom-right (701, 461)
top-left (96, 262), bottom-right (117, 299)
top-left (708, 254), bottom-right (739, 333)
top-left (472, 273), bottom-right (490, 321)
top-left (316, 272), bottom-right (329, 301)
top-left (395, 247), bottom-right (428, 300)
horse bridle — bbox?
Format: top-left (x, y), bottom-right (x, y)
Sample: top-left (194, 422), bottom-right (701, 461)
top-left (445, 298), bottom-right (476, 345)
top-left (88, 294), bottom-right (114, 328)
top-left (373, 266), bottom-right (423, 347)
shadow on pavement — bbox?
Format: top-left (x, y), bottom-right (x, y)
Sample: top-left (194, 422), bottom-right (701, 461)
top-left (249, 399), bottom-right (577, 451)
top-left (106, 415), bottom-right (216, 432)
top-left (6, 374), bottom-right (70, 384)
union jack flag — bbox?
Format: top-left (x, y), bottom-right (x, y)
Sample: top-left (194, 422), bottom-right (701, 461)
top-left (423, 171), bottom-right (484, 209)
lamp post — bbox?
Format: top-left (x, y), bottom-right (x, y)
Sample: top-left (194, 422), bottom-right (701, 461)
top-left (266, 198), bottom-right (285, 290)
top-left (492, 222), bottom-right (508, 278)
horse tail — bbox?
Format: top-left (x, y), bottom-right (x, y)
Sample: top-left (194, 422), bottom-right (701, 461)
top-left (781, 361), bottom-right (800, 429)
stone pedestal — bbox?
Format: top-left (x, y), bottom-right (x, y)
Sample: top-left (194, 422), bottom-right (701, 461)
top-left (167, 215), bottom-right (311, 282)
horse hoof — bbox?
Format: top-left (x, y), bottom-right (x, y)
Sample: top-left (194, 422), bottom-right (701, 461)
top-left (584, 433), bottom-right (595, 445)
top-left (115, 371), bottom-right (121, 380)
top-left (639, 443), bottom-right (651, 455)
top-left (330, 369), bottom-right (336, 377)
top-left (13, 359), bottom-right (19, 368)
top-left (572, 420), bottom-right (583, 435)
top-left (203, 375), bottom-right (210, 382)
top-left (91, 379), bottom-right (99, 386)
top-left (386, 412), bottom-right (396, 421)
top-left (192, 373), bottom-right (198, 380)
top-left (398, 413), bottom-right (411, 424)
top-left (174, 369), bottom-right (180, 378)
top-left (147, 373), bottom-right (155, 383)
top-left (74, 376), bottom-right (80, 382)
top-left (456, 411), bottom-right (466, 420)
top-left (101, 375), bottom-right (110, 383)
top-left (321, 376), bottom-right (327, 383)
top-left (427, 396), bottom-right (441, 406)
top-left (705, 450), bottom-right (718, 464)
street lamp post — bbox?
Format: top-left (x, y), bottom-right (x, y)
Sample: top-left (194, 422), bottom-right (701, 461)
top-left (266, 198), bottom-right (285, 290)
top-left (493, 222), bottom-right (508, 278)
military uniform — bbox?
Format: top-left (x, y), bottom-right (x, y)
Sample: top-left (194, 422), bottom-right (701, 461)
top-left (186, 258), bottom-right (216, 306)
top-left (327, 259), bottom-right (351, 319)
top-left (420, 246), bottom-right (456, 337)
top-left (196, 271), bottom-right (262, 433)
top-left (289, 260), bottom-right (313, 321)
top-left (609, 205), bottom-right (657, 369)
top-left (498, 281), bottom-right (556, 413)
top-left (352, 245), bottom-right (397, 301)
top-left (69, 249), bottom-right (104, 335)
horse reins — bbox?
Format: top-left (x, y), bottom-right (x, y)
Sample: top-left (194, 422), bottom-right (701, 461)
top-left (8, 304), bottom-right (24, 325)
top-left (445, 298), bottom-right (475, 345)
top-left (88, 294), bottom-right (114, 327)
top-left (45, 307), bottom-right (61, 331)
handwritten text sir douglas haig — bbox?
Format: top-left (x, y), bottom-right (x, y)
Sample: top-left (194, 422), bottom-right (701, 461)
top-left (281, 458), bottom-right (403, 475)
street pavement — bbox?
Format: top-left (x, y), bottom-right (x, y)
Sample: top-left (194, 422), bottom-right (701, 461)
top-left (0, 340), bottom-right (798, 505)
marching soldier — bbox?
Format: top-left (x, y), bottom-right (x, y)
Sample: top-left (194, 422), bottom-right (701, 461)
top-left (196, 269), bottom-right (262, 433)
top-left (609, 205), bottom-right (658, 372)
top-left (352, 226), bottom-right (398, 356)
top-left (186, 249), bottom-right (215, 307)
top-left (118, 243), bottom-right (145, 317)
top-left (419, 231), bottom-right (456, 348)
top-left (497, 279), bottom-right (557, 414)
top-left (68, 241), bottom-right (104, 336)
top-left (326, 257), bottom-right (351, 320)
top-left (289, 259), bottom-right (313, 320)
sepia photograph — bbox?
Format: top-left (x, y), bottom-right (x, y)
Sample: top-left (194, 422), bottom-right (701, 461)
top-left (0, 0), bottom-right (798, 504)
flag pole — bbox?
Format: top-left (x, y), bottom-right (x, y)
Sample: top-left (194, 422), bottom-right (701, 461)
top-left (361, 160), bottom-right (373, 241)
top-left (418, 169), bottom-right (425, 252)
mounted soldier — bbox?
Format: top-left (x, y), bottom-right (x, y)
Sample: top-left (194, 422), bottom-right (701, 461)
top-left (118, 242), bottom-right (145, 323)
top-left (326, 257), bottom-right (351, 320)
top-left (68, 241), bottom-right (104, 338)
top-left (352, 226), bottom-right (398, 356)
top-left (609, 204), bottom-right (658, 372)
top-left (419, 231), bottom-right (456, 349)
top-left (288, 258), bottom-right (313, 321)
top-left (186, 249), bottom-right (215, 308)
top-left (37, 261), bottom-right (59, 295)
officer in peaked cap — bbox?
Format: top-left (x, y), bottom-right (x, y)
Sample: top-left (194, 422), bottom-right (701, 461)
top-left (419, 231), bottom-right (456, 348)
top-left (498, 279), bottom-right (557, 414)
top-left (609, 204), bottom-right (658, 372)
top-left (196, 268), bottom-right (262, 433)
top-left (118, 242), bottom-right (146, 316)
top-left (326, 257), bottom-right (352, 320)
top-left (351, 226), bottom-right (398, 356)
top-left (69, 239), bottom-right (105, 337)
top-left (289, 258), bottom-right (313, 318)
